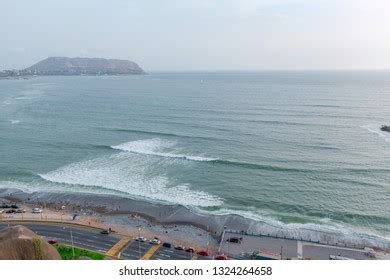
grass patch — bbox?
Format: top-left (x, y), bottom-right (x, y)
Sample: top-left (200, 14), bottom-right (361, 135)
top-left (54, 244), bottom-right (105, 260)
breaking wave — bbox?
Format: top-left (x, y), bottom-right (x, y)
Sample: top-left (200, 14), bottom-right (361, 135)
top-left (37, 149), bottom-right (223, 208)
top-left (109, 139), bottom-right (319, 173)
top-left (111, 138), bottom-right (217, 162)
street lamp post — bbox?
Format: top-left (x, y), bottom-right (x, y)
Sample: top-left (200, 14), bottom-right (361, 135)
top-left (138, 227), bottom-right (141, 259)
top-left (280, 246), bottom-right (283, 260)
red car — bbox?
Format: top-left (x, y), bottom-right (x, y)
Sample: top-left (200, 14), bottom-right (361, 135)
top-left (215, 254), bottom-right (228, 260)
top-left (197, 250), bottom-right (209, 256)
top-left (47, 240), bottom-right (57, 245)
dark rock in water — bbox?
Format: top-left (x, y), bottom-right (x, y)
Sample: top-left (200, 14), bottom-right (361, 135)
top-left (381, 125), bottom-right (390, 133)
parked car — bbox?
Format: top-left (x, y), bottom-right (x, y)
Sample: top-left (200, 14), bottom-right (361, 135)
top-left (226, 237), bottom-right (242, 243)
top-left (174, 245), bottom-right (185, 251)
top-left (5, 209), bottom-right (16, 214)
top-left (32, 208), bottom-right (43, 213)
top-left (197, 250), bottom-right (209, 256)
top-left (162, 242), bottom-right (172, 248)
top-left (135, 236), bottom-right (147, 242)
top-left (10, 205), bottom-right (19, 209)
top-left (16, 209), bottom-right (26, 213)
top-left (150, 238), bottom-right (161, 245)
top-left (47, 240), bottom-right (57, 245)
top-left (215, 254), bottom-right (228, 260)
top-left (185, 247), bottom-right (195, 253)
top-left (100, 229), bottom-right (111, 235)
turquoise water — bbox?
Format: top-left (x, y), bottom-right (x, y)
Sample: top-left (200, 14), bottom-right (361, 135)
top-left (1, 72), bottom-right (389, 245)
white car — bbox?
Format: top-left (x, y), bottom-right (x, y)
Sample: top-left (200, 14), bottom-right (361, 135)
top-left (150, 238), bottom-right (161, 245)
top-left (32, 208), bottom-right (43, 213)
top-left (135, 236), bottom-right (147, 242)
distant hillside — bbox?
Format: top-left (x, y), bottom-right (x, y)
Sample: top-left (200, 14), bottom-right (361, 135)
top-left (24, 57), bottom-right (145, 75)
top-left (0, 225), bottom-right (60, 260)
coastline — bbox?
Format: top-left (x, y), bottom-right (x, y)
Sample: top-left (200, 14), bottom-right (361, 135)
top-left (1, 187), bottom-right (389, 251)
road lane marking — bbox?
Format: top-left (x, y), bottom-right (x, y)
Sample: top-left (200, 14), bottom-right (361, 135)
top-left (141, 245), bottom-right (161, 260)
top-left (106, 238), bottom-right (131, 257)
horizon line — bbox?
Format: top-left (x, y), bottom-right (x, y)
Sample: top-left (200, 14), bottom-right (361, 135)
top-left (146, 68), bottom-right (390, 72)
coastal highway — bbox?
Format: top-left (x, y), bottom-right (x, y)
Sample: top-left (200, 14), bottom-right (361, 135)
top-left (0, 222), bottom-right (212, 260)
top-left (118, 240), bottom-right (211, 260)
top-left (0, 223), bottom-right (120, 253)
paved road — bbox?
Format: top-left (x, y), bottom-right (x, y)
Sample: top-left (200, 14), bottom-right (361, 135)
top-left (0, 222), bottom-right (214, 260)
top-left (0, 222), bottom-right (120, 253)
top-left (151, 246), bottom-right (193, 260)
top-left (120, 240), bottom-right (153, 260)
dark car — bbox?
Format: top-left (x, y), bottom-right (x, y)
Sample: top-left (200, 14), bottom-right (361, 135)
top-left (5, 209), bottom-right (16, 214)
top-left (48, 240), bottom-right (57, 245)
top-left (162, 242), bottom-right (172, 248)
top-left (10, 205), bottom-right (19, 209)
top-left (185, 247), bottom-right (195, 253)
top-left (100, 229), bottom-right (111, 235)
top-left (174, 245), bottom-right (184, 251)
top-left (226, 237), bottom-right (242, 243)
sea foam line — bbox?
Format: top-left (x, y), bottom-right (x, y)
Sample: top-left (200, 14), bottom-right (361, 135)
top-left (111, 138), bottom-right (218, 162)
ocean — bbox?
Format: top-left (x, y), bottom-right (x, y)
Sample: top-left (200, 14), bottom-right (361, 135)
top-left (1, 71), bottom-right (389, 246)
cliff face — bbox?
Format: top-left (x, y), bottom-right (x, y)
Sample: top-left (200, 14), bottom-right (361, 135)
top-left (0, 225), bottom-right (60, 260)
top-left (25, 57), bottom-right (145, 75)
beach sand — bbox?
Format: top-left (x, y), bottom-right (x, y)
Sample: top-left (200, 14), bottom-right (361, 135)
top-left (1, 187), bottom-right (389, 251)
top-left (0, 188), bottom-right (219, 251)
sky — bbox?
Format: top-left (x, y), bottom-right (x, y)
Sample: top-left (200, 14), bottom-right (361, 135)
top-left (0, 0), bottom-right (389, 71)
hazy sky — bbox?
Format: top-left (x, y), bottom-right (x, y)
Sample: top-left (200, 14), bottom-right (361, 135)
top-left (0, 0), bottom-right (389, 71)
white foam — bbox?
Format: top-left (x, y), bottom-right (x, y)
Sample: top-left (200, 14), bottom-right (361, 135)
top-left (362, 125), bottom-right (390, 142)
top-left (111, 138), bottom-right (217, 162)
top-left (10, 120), bottom-right (21, 124)
top-left (0, 181), bottom-right (35, 193)
top-left (38, 152), bottom-right (222, 207)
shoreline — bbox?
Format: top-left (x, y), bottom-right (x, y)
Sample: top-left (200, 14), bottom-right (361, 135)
top-left (1, 187), bottom-right (389, 251)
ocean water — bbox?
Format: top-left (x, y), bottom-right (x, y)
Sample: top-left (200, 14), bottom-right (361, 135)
top-left (1, 71), bottom-right (389, 246)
